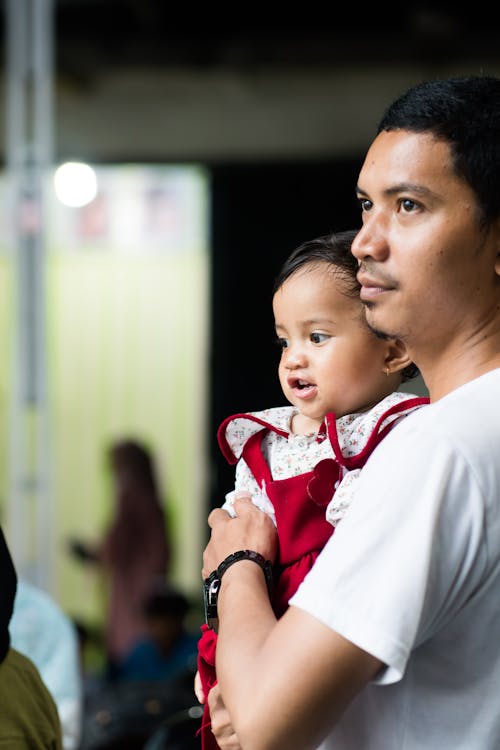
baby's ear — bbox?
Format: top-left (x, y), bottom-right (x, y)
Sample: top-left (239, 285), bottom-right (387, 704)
top-left (384, 338), bottom-right (413, 375)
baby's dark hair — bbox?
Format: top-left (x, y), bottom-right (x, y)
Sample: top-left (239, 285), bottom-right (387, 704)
top-left (273, 229), bottom-right (360, 298)
top-left (273, 230), bottom-right (419, 383)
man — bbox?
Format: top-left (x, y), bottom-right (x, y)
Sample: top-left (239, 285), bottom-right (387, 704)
top-left (201, 75), bottom-right (500, 749)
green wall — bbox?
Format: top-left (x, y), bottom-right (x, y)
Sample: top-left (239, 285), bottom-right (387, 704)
top-left (2, 165), bottom-right (210, 630)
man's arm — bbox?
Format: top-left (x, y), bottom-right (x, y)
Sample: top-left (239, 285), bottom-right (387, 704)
top-left (204, 498), bottom-right (382, 750)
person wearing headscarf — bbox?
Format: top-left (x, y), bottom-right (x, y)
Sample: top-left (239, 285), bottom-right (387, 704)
top-left (70, 439), bottom-right (171, 677)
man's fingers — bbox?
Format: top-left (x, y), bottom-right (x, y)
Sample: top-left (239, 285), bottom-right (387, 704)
top-left (203, 493), bottom-right (277, 575)
top-left (232, 495), bottom-right (257, 515)
top-left (208, 685), bottom-right (242, 750)
top-left (208, 507), bottom-right (232, 528)
top-left (194, 670), bottom-right (205, 704)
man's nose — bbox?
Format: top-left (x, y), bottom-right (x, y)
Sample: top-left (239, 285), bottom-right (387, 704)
top-left (351, 216), bottom-right (389, 263)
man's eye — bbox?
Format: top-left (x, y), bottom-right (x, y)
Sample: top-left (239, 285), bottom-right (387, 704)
top-left (358, 198), bottom-right (372, 212)
top-left (400, 198), bottom-right (419, 212)
top-left (310, 332), bottom-right (329, 344)
top-left (276, 337), bottom-right (289, 349)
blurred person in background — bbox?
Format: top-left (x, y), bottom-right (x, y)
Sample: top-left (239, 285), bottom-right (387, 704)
top-left (117, 578), bottom-right (198, 684)
top-left (9, 578), bottom-right (83, 750)
top-left (69, 438), bottom-right (171, 680)
top-left (0, 527), bottom-right (63, 748)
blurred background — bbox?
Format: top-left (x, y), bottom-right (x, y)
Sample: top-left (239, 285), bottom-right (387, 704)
top-left (1, 0), bottom-right (500, 658)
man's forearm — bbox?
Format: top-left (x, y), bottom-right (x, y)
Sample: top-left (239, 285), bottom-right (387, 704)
top-left (214, 561), bottom-right (382, 750)
top-left (204, 497), bottom-right (382, 750)
top-left (214, 561), bottom-right (284, 749)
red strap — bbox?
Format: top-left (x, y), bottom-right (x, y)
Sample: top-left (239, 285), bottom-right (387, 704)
top-left (217, 412), bottom-right (289, 464)
top-left (240, 429), bottom-right (273, 486)
top-left (325, 396), bottom-right (429, 470)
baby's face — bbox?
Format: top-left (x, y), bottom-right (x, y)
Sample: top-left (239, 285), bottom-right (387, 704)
top-left (273, 263), bottom-right (396, 428)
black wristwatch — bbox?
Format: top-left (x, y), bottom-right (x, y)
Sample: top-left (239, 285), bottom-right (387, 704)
top-left (203, 549), bottom-right (274, 633)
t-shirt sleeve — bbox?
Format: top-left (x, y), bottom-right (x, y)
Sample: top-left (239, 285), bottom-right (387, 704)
top-left (290, 420), bottom-right (487, 684)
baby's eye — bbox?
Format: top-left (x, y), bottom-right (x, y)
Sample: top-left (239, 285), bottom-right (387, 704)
top-left (310, 332), bottom-right (330, 344)
top-left (275, 337), bottom-right (289, 350)
top-left (358, 198), bottom-right (372, 212)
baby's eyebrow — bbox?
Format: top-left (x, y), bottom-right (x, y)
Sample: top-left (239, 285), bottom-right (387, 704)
top-left (303, 317), bottom-right (336, 326)
top-left (275, 317), bottom-right (337, 331)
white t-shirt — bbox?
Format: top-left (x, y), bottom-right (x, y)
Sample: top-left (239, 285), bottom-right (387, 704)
top-left (290, 369), bottom-right (500, 749)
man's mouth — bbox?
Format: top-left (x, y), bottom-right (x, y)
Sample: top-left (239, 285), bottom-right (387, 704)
top-left (357, 272), bottom-right (393, 301)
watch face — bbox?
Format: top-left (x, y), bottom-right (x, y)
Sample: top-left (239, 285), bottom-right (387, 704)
top-left (204, 575), bottom-right (220, 632)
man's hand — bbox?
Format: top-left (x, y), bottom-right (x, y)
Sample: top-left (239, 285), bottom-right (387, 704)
top-left (194, 670), bottom-right (205, 704)
top-left (208, 684), bottom-right (241, 750)
top-left (202, 495), bottom-right (278, 578)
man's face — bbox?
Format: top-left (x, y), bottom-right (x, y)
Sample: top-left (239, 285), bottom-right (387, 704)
top-left (351, 130), bottom-right (500, 360)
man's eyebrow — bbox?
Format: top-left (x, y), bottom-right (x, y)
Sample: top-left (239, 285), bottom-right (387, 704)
top-left (356, 182), bottom-right (437, 198)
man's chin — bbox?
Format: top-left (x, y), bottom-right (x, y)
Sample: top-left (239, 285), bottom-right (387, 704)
top-left (365, 323), bottom-right (390, 341)
top-left (363, 306), bottom-right (394, 341)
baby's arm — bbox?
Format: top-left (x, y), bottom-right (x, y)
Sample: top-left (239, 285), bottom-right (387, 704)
top-left (222, 458), bottom-right (276, 526)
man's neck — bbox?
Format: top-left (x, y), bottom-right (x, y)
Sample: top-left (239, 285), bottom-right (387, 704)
top-left (420, 350), bottom-right (500, 403)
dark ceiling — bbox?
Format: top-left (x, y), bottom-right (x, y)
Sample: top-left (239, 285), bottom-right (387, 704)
top-left (49, 3), bottom-right (500, 78)
top-left (1, 3), bottom-right (499, 87)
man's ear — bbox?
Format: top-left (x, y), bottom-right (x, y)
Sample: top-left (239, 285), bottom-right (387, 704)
top-left (384, 338), bottom-right (413, 375)
top-left (493, 217), bottom-right (500, 277)
top-left (495, 252), bottom-right (500, 278)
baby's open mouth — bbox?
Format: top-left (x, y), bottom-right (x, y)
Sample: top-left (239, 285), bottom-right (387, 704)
top-left (294, 379), bottom-right (313, 389)
top-left (288, 378), bottom-right (317, 397)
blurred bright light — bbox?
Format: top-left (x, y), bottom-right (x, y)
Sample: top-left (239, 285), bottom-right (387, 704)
top-left (54, 162), bottom-right (98, 207)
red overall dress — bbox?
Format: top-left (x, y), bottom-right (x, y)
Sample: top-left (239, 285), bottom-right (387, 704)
top-left (197, 396), bottom-right (429, 750)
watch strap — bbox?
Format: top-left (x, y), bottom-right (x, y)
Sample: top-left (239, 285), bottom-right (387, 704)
top-left (203, 549), bottom-right (274, 632)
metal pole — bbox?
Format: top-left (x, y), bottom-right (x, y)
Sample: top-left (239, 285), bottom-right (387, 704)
top-left (5, 0), bottom-right (54, 590)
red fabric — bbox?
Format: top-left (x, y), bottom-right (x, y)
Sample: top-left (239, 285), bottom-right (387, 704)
top-left (198, 400), bottom-right (430, 748)
top-left (198, 426), bottom-right (336, 750)
top-left (197, 624), bottom-right (219, 750)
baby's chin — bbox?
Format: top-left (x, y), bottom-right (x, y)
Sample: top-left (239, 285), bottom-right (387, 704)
top-left (291, 409), bottom-right (325, 435)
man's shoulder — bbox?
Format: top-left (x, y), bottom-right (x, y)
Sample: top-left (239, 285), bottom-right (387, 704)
top-left (414, 368), bottom-right (500, 433)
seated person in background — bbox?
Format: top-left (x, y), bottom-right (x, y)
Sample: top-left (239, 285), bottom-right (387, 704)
top-left (0, 527), bottom-right (63, 749)
top-left (117, 580), bottom-right (198, 684)
top-left (9, 578), bottom-right (83, 750)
